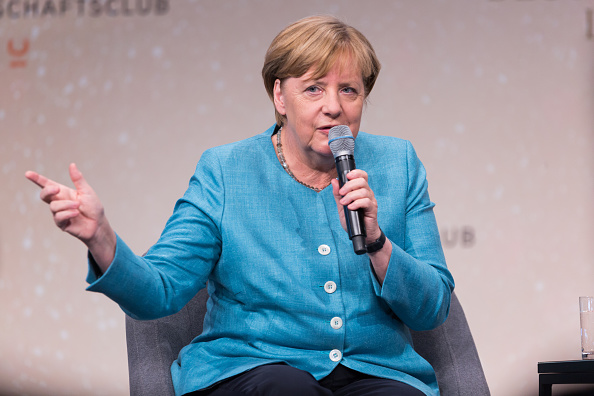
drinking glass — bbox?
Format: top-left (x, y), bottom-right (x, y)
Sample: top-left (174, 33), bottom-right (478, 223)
top-left (579, 296), bottom-right (594, 360)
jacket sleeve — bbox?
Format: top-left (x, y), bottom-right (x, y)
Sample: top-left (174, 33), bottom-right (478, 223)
top-left (86, 149), bottom-right (225, 320)
top-left (370, 140), bottom-right (455, 331)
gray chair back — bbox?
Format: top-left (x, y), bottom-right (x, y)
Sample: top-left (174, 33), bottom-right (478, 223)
top-left (125, 290), bottom-right (490, 396)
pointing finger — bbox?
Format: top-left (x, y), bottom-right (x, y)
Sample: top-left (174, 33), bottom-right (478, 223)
top-left (25, 170), bottom-right (50, 189)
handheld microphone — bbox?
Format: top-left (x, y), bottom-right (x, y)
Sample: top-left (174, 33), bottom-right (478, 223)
top-left (328, 125), bottom-right (366, 255)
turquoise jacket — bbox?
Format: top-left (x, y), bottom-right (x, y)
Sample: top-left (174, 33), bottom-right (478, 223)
top-left (87, 125), bottom-right (454, 396)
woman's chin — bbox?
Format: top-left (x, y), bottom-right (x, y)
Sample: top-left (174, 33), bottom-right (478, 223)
top-left (314, 146), bottom-right (335, 160)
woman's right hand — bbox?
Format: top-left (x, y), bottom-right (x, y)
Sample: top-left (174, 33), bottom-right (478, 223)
top-left (25, 163), bottom-right (116, 272)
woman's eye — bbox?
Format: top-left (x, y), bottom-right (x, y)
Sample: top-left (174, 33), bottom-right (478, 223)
top-left (305, 86), bottom-right (321, 93)
top-left (342, 87), bottom-right (357, 94)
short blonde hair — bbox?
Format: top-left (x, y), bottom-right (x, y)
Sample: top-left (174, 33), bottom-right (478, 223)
top-left (262, 15), bottom-right (381, 127)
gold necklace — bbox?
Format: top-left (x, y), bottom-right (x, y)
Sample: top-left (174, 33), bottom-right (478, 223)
top-left (275, 128), bottom-right (329, 192)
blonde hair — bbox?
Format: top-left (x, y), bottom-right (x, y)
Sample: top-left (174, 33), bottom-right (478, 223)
top-left (262, 15), bottom-right (381, 127)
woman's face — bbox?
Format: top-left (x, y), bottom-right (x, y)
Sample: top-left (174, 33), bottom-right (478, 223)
top-left (273, 58), bottom-right (365, 163)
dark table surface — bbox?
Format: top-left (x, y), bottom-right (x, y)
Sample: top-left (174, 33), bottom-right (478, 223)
top-left (539, 360), bottom-right (594, 374)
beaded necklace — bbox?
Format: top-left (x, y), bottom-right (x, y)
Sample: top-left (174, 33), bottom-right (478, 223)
top-left (275, 128), bottom-right (330, 193)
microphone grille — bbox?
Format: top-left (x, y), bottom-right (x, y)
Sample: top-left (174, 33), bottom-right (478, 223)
top-left (328, 125), bottom-right (355, 158)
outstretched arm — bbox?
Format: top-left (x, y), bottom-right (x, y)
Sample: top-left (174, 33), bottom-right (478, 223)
top-left (25, 163), bottom-right (116, 272)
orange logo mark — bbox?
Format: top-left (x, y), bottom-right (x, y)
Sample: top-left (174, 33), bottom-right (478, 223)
top-left (8, 38), bottom-right (30, 68)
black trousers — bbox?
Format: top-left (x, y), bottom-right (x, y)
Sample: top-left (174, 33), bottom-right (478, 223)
top-left (187, 364), bottom-right (426, 396)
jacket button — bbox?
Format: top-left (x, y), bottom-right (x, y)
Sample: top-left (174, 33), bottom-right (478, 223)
top-left (324, 281), bottom-right (337, 294)
top-left (318, 244), bottom-right (331, 255)
top-left (329, 349), bottom-right (342, 362)
top-left (330, 317), bottom-right (343, 329)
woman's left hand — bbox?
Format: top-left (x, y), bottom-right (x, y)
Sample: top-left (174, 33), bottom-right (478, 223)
top-left (331, 169), bottom-right (382, 245)
top-left (331, 169), bottom-right (392, 283)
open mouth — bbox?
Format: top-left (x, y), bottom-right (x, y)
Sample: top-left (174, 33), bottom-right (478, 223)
top-left (318, 125), bottom-right (340, 134)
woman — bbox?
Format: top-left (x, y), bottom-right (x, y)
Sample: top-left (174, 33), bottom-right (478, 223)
top-left (26, 16), bottom-right (454, 396)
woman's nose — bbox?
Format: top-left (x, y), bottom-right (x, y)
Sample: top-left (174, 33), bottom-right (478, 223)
top-left (322, 92), bottom-right (341, 118)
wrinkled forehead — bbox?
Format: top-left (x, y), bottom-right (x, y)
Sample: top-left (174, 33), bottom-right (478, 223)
top-left (302, 49), bottom-right (364, 85)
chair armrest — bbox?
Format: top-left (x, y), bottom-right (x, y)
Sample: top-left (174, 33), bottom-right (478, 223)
top-left (126, 288), bottom-right (208, 396)
top-left (410, 292), bottom-right (490, 396)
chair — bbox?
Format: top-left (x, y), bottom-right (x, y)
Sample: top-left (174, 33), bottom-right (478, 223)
top-left (125, 290), bottom-right (490, 396)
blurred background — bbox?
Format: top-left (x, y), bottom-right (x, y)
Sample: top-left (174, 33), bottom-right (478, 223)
top-left (1, 1), bottom-right (593, 395)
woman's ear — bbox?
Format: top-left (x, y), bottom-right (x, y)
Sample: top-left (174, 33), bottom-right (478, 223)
top-left (273, 79), bottom-right (286, 116)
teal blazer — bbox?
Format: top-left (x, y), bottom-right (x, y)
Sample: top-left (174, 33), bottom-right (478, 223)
top-left (87, 125), bottom-right (454, 396)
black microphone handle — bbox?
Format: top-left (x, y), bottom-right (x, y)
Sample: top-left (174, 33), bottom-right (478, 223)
top-left (335, 155), bottom-right (367, 255)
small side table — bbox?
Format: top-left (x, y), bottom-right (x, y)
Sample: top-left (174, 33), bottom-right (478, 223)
top-left (538, 360), bottom-right (594, 396)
